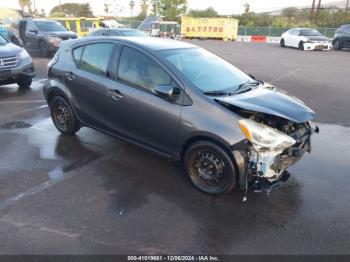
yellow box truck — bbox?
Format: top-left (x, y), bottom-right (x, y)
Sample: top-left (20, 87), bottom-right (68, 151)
top-left (181, 17), bottom-right (239, 41)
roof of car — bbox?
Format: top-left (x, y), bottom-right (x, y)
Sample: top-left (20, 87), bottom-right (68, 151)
top-left (30, 19), bottom-right (57, 22)
top-left (71, 36), bottom-right (196, 51)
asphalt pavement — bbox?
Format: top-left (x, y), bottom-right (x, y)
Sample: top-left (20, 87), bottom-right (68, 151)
top-left (0, 42), bottom-right (349, 255)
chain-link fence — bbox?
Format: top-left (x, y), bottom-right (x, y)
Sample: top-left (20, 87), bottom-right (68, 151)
top-left (238, 26), bottom-right (338, 38)
top-left (113, 21), bottom-right (338, 38)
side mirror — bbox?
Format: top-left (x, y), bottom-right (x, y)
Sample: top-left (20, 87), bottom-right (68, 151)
top-left (30, 29), bottom-right (38, 34)
top-left (153, 85), bottom-right (175, 100)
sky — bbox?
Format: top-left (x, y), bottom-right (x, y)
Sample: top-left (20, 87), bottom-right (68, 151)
top-left (0, 0), bottom-right (343, 17)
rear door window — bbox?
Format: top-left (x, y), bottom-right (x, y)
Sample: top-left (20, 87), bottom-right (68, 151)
top-left (117, 46), bottom-right (172, 91)
top-left (79, 43), bottom-right (115, 77)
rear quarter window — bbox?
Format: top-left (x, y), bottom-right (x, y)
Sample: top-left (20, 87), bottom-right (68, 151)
top-left (72, 46), bottom-right (84, 66)
top-left (79, 43), bottom-right (115, 76)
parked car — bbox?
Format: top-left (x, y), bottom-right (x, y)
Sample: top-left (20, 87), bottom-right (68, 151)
top-left (18, 19), bottom-right (77, 57)
top-left (44, 37), bottom-right (318, 196)
top-left (87, 28), bottom-right (147, 37)
top-left (0, 25), bottom-right (23, 46)
top-left (332, 24), bottom-right (350, 50)
top-left (280, 28), bottom-right (332, 50)
top-left (0, 34), bottom-right (35, 88)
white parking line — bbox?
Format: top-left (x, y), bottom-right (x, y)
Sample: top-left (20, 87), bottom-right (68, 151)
top-left (0, 105), bottom-right (48, 121)
top-left (268, 68), bottom-right (302, 84)
top-left (0, 100), bottom-right (46, 104)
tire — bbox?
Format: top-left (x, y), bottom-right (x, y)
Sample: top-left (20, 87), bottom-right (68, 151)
top-left (183, 141), bottom-right (237, 195)
top-left (50, 96), bottom-right (80, 135)
top-left (299, 41), bottom-right (304, 51)
top-left (280, 38), bottom-right (285, 47)
top-left (39, 40), bottom-right (50, 57)
top-left (333, 39), bottom-right (342, 50)
top-left (17, 77), bottom-right (32, 88)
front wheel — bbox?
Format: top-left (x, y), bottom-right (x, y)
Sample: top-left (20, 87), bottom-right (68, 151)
top-left (183, 141), bottom-right (237, 195)
top-left (280, 38), bottom-right (285, 47)
top-left (333, 39), bottom-right (342, 50)
top-left (50, 96), bottom-right (80, 135)
top-left (17, 77), bottom-right (32, 88)
top-left (299, 42), bottom-right (304, 51)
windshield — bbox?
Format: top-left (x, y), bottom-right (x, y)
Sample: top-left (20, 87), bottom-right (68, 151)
top-left (159, 48), bottom-right (253, 92)
top-left (35, 21), bottom-right (67, 32)
top-left (0, 35), bottom-right (8, 45)
top-left (121, 30), bottom-right (147, 37)
top-left (300, 29), bottom-right (322, 36)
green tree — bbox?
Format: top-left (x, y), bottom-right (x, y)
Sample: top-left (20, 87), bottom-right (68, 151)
top-left (49, 3), bottom-right (94, 17)
top-left (244, 3), bottom-right (250, 13)
top-left (282, 7), bottom-right (298, 22)
top-left (159, 0), bottom-right (187, 21)
top-left (187, 7), bottom-right (219, 18)
top-left (136, 0), bottom-right (149, 20)
top-left (151, 0), bottom-right (161, 16)
top-left (104, 2), bottom-right (109, 15)
top-left (18, 0), bottom-right (32, 14)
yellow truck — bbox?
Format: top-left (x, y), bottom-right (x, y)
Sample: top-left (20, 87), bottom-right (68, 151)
top-left (48, 17), bottom-right (103, 37)
top-left (181, 17), bottom-right (239, 41)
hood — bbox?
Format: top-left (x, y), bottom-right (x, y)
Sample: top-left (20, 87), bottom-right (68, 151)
top-left (0, 42), bottom-right (22, 58)
top-left (215, 85), bottom-right (315, 123)
top-left (46, 31), bottom-right (77, 39)
top-left (306, 36), bottom-right (330, 41)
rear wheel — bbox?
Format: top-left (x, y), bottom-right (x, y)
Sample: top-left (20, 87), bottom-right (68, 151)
top-left (333, 39), bottom-right (342, 50)
top-left (184, 141), bottom-right (237, 195)
top-left (280, 38), bottom-right (285, 47)
top-left (17, 77), bottom-right (32, 88)
top-left (299, 41), bottom-right (304, 51)
top-left (50, 96), bottom-right (80, 135)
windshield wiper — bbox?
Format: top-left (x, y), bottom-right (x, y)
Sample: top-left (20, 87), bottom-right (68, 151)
top-left (203, 90), bottom-right (230, 96)
top-left (235, 80), bottom-right (263, 94)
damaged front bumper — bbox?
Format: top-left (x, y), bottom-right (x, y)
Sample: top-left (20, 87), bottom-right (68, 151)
top-left (234, 122), bottom-right (319, 194)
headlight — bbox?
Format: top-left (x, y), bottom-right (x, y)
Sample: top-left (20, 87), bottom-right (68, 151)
top-left (238, 119), bottom-right (296, 150)
top-left (18, 49), bottom-right (29, 59)
top-left (48, 36), bottom-right (62, 43)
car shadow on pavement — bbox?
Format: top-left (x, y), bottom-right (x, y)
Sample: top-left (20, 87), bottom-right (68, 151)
top-left (93, 141), bottom-right (302, 253)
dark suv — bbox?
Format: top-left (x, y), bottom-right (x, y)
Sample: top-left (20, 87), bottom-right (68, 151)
top-left (0, 34), bottom-right (35, 88)
top-left (44, 37), bottom-right (317, 196)
top-left (333, 24), bottom-right (350, 50)
top-left (19, 19), bottom-right (77, 56)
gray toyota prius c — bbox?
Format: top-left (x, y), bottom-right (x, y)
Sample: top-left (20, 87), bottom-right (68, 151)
top-left (44, 37), bottom-right (319, 199)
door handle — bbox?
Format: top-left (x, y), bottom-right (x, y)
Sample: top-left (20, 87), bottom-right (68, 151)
top-left (109, 89), bottom-right (123, 100)
top-left (64, 71), bottom-right (75, 81)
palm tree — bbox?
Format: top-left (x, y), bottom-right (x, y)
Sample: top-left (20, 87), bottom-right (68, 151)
top-left (18, 0), bottom-right (32, 12)
top-left (345, 0), bottom-right (349, 12)
top-left (129, 0), bottom-right (135, 16)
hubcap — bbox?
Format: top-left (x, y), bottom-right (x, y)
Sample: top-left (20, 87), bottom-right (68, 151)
top-left (54, 102), bottom-right (70, 129)
top-left (193, 151), bottom-right (224, 185)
